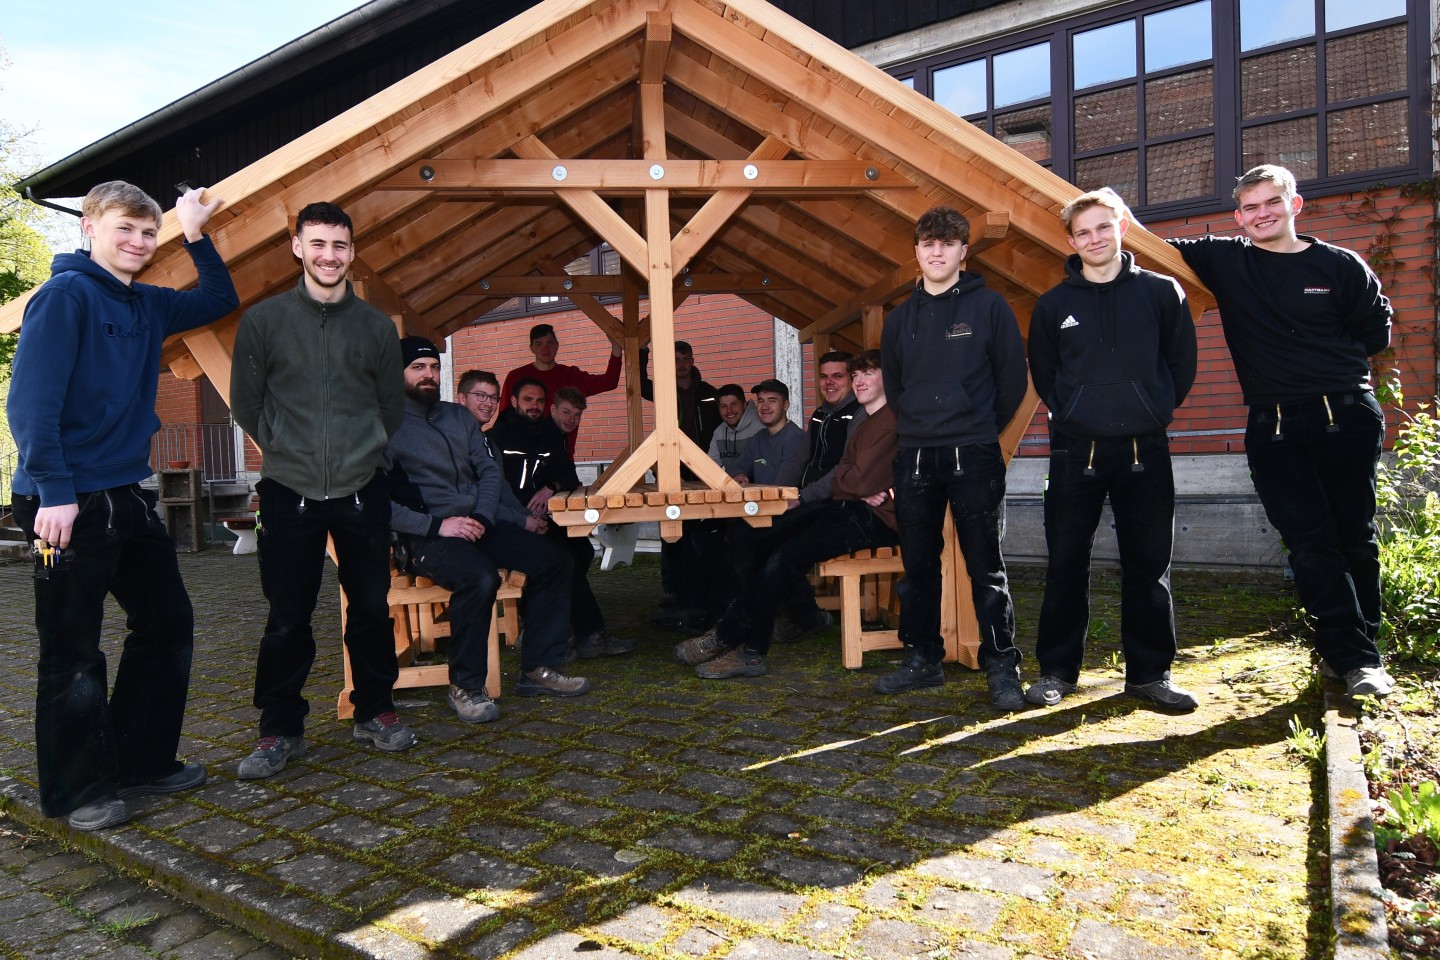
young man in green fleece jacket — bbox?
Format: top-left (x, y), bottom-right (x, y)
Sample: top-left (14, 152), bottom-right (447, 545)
top-left (230, 202), bottom-right (410, 779)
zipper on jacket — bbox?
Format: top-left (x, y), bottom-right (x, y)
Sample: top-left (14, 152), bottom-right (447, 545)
top-left (320, 303), bottom-right (332, 498)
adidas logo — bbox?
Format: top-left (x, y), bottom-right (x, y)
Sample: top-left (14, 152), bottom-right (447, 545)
top-left (1060, 315), bottom-right (1079, 329)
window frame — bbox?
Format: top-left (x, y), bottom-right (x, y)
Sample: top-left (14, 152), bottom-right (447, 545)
top-left (893, 0), bottom-right (1428, 219)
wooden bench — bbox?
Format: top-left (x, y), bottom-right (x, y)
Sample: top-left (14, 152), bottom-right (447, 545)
top-left (816, 546), bottom-right (974, 669)
top-left (335, 562), bottom-right (525, 719)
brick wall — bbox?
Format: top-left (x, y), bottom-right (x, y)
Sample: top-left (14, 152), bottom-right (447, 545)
top-left (159, 186), bottom-right (1437, 466)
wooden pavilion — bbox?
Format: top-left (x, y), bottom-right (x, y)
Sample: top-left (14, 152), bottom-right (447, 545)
top-left (1, 0), bottom-right (1211, 665)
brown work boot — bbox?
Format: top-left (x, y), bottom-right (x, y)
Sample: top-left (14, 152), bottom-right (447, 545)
top-left (674, 627), bottom-right (725, 666)
top-left (516, 666), bottom-right (591, 698)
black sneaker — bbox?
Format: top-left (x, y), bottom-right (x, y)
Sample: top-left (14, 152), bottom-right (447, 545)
top-left (577, 630), bottom-right (639, 658)
top-left (67, 797), bottom-right (130, 832)
top-left (1125, 678), bottom-right (1199, 712)
top-left (353, 712), bottom-right (419, 751)
top-left (986, 664), bottom-right (1025, 712)
top-left (118, 762), bottom-right (207, 799)
top-left (874, 652), bottom-right (945, 694)
top-left (237, 735), bottom-right (306, 780)
top-left (1023, 676), bottom-right (1077, 707)
top-left (772, 609), bottom-right (834, 644)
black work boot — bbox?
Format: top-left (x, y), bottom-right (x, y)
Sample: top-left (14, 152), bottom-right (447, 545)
top-left (874, 650), bottom-right (944, 694)
top-left (985, 662), bottom-right (1025, 712)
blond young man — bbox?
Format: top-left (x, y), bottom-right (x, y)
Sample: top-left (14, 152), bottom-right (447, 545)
top-left (9, 182), bottom-right (237, 830)
top-left (1027, 188), bottom-right (1197, 711)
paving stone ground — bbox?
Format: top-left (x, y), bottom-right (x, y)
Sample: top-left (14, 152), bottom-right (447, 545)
top-left (0, 550), bottom-right (1331, 959)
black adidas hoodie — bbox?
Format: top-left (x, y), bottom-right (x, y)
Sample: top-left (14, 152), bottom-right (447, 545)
top-left (1028, 252), bottom-right (1196, 439)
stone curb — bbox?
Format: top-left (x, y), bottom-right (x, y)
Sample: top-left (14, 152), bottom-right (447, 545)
top-left (0, 778), bottom-right (385, 960)
top-left (1323, 688), bottom-right (1390, 960)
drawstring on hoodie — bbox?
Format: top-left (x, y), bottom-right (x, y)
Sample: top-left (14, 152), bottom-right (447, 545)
top-left (1272, 404), bottom-right (1284, 442)
top-left (1083, 441), bottom-right (1096, 476)
top-left (1131, 437), bottom-right (1144, 473)
top-left (1323, 395), bottom-right (1339, 433)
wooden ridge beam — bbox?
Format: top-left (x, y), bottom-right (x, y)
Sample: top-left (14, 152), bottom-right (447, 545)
top-left (458, 272), bottom-right (789, 296)
top-left (376, 159), bottom-right (914, 193)
top-left (640, 11), bottom-right (672, 86)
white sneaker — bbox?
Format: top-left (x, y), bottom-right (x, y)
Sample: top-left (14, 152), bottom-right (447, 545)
top-left (1343, 665), bottom-right (1394, 698)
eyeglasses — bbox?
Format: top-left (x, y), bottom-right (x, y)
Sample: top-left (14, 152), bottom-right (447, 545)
top-left (463, 391), bottom-right (500, 403)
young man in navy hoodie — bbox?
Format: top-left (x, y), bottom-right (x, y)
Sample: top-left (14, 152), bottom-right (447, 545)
top-left (879, 207), bottom-right (1029, 709)
top-left (9, 182), bottom-right (238, 831)
top-left (1167, 165), bottom-right (1394, 699)
top-left (1026, 188), bottom-right (1198, 711)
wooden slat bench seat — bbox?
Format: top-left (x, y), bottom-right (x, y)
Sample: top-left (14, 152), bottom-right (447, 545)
top-left (816, 547), bottom-right (968, 669)
top-left (335, 563), bottom-right (525, 719)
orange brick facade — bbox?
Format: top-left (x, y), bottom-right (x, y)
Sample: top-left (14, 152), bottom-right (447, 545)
top-left (154, 188), bottom-right (1437, 466)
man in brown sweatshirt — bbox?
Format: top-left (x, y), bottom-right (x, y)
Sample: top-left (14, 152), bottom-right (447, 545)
top-left (674, 350), bottom-right (899, 678)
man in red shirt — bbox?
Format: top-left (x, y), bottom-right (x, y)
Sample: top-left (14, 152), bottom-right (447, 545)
top-left (500, 323), bottom-right (622, 456)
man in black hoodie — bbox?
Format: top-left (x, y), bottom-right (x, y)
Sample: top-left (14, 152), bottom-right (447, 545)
top-left (1026, 188), bottom-right (1198, 712)
top-left (1166, 164), bottom-right (1394, 699)
top-left (487, 379), bottom-right (628, 659)
top-left (879, 207), bottom-right (1029, 709)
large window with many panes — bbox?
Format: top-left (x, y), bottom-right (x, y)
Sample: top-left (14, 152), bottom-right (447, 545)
top-left (893, 0), bottom-right (1422, 215)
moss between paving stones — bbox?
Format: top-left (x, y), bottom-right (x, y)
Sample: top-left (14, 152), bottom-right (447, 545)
top-left (0, 554), bottom-right (1333, 959)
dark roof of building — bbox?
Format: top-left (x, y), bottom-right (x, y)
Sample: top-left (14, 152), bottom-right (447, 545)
top-left (15, 0), bottom-right (1009, 203)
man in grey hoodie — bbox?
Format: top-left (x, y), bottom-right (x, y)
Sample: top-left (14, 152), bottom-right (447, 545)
top-left (707, 384), bottom-right (764, 470)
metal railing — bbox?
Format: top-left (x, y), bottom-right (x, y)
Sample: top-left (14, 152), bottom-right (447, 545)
top-left (150, 423), bottom-right (242, 483)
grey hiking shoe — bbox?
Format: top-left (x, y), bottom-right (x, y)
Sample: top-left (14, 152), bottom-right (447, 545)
top-left (696, 646), bottom-right (767, 679)
top-left (67, 797), bottom-right (130, 832)
top-left (447, 685), bottom-right (499, 723)
top-left (1125, 678), bottom-right (1199, 712)
top-left (873, 652), bottom-right (945, 694)
top-left (516, 666), bottom-right (591, 697)
top-left (237, 735), bottom-right (306, 780)
top-left (353, 712), bottom-right (418, 751)
top-left (772, 609), bottom-right (833, 644)
top-left (674, 627), bottom-right (726, 666)
top-left (986, 664), bottom-right (1026, 712)
top-left (1024, 676), bottom-right (1077, 707)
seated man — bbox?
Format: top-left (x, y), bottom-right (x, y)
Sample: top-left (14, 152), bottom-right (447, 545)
top-left (729, 379), bottom-right (807, 487)
top-left (795, 350), bottom-right (868, 501)
top-left (721, 378), bottom-right (822, 634)
top-left (675, 350), bottom-right (898, 677)
top-left (488, 379), bottom-right (635, 659)
top-left (386, 339), bottom-right (590, 714)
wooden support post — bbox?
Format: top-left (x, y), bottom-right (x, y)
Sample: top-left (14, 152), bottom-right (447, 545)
top-left (861, 304), bottom-right (884, 350)
top-left (646, 186), bottom-right (681, 492)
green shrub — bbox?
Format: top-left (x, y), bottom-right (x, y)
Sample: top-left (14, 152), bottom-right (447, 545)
top-left (1376, 381), bottom-right (1440, 663)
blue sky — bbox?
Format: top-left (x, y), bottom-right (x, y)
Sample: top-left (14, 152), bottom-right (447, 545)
top-left (2, 0), bottom-right (364, 170)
